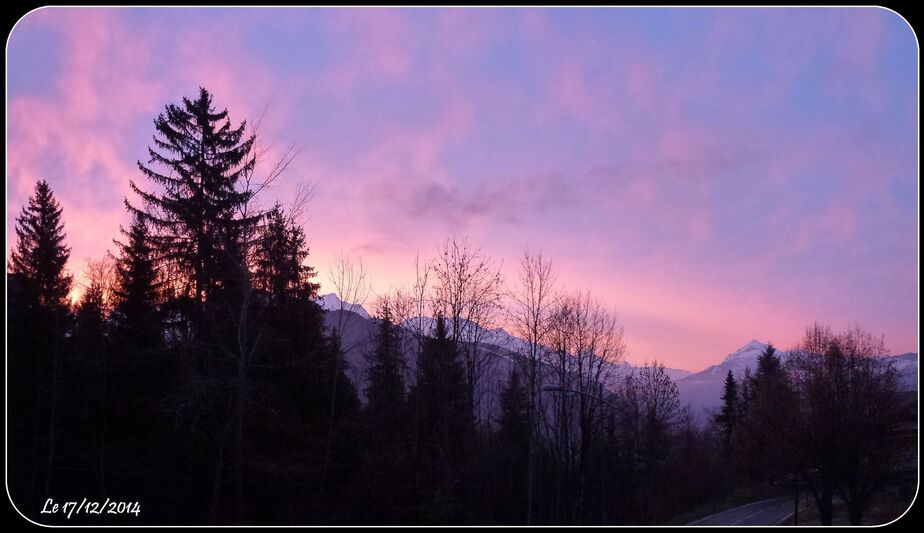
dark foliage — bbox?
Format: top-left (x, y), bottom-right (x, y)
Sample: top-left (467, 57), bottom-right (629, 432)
top-left (7, 91), bottom-right (914, 526)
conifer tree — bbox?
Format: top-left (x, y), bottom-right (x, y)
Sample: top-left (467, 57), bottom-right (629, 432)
top-left (10, 179), bottom-right (72, 311)
top-left (358, 299), bottom-right (413, 522)
top-left (73, 278), bottom-right (107, 355)
top-left (754, 343), bottom-right (782, 383)
top-left (498, 369), bottom-right (529, 447)
top-left (127, 87), bottom-right (258, 307)
top-left (8, 179), bottom-right (73, 501)
top-left (738, 343), bottom-right (793, 484)
top-left (126, 89), bottom-right (266, 522)
top-left (751, 343), bottom-right (787, 407)
top-left (415, 315), bottom-right (471, 451)
top-left (69, 278), bottom-right (110, 498)
top-left (365, 300), bottom-right (406, 433)
top-left (112, 214), bottom-right (161, 346)
top-left (739, 367), bottom-right (753, 418)
top-left (714, 370), bottom-right (738, 455)
top-left (411, 314), bottom-right (471, 523)
top-left (109, 214), bottom-right (173, 473)
top-left (253, 204), bottom-right (319, 302)
top-left (494, 369), bottom-right (530, 523)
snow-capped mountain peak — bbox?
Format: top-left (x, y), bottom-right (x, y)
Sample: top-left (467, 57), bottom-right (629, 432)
top-left (317, 292), bottom-right (371, 320)
top-left (310, 301), bottom-right (917, 423)
top-left (397, 316), bottom-right (531, 353)
top-left (723, 339), bottom-right (770, 362)
top-left (742, 338), bottom-right (767, 352)
top-left (676, 341), bottom-right (917, 415)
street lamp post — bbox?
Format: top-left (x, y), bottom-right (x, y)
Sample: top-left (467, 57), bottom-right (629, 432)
top-left (541, 385), bottom-right (621, 411)
top-left (541, 384), bottom-right (621, 523)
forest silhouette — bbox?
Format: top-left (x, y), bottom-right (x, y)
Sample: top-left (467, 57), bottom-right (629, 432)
top-left (6, 88), bottom-right (916, 525)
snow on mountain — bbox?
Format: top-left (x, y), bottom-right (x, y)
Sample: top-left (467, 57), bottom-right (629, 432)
top-left (662, 367), bottom-right (694, 381)
top-left (891, 352), bottom-right (918, 371)
top-left (605, 360), bottom-right (689, 382)
top-left (317, 292), bottom-right (371, 320)
top-left (891, 353), bottom-right (919, 390)
top-left (675, 340), bottom-right (918, 417)
top-left (709, 339), bottom-right (783, 376)
top-left (313, 301), bottom-right (918, 425)
top-left (398, 316), bottom-right (530, 355)
top-left (675, 340), bottom-right (775, 417)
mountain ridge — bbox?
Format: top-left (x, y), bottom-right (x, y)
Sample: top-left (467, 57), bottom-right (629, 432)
top-left (315, 294), bottom-right (917, 421)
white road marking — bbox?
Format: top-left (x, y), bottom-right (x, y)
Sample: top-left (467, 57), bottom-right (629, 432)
top-left (687, 497), bottom-right (791, 526)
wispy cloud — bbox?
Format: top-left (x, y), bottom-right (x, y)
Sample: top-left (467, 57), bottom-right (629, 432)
top-left (7, 7), bottom-right (917, 369)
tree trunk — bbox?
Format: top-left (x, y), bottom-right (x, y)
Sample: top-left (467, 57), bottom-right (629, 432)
top-left (43, 345), bottom-right (59, 495)
top-left (30, 383), bottom-right (45, 506)
top-left (317, 352), bottom-right (342, 513)
top-left (559, 391), bottom-right (571, 524)
top-left (575, 406), bottom-right (591, 524)
top-left (525, 359), bottom-right (536, 525)
top-left (847, 500), bottom-right (864, 526)
top-left (816, 485), bottom-right (834, 526)
top-left (97, 347), bottom-right (108, 517)
top-left (235, 378), bottom-right (244, 521)
top-left (210, 440), bottom-right (226, 523)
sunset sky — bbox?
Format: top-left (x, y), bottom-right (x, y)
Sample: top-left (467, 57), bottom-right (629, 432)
top-left (6, 7), bottom-right (918, 371)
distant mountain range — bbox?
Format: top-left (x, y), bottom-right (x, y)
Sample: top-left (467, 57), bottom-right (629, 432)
top-left (674, 340), bottom-right (919, 416)
top-left (317, 293), bottom-right (918, 424)
top-left (318, 292), bottom-right (371, 319)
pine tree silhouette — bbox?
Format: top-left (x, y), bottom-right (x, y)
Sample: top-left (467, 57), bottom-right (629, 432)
top-left (8, 179), bottom-right (73, 506)
top-left (112, 214), bottom-right (161, 346)
top-left (253, 204), bottom-right (320, 302)
top-left (10, 179), bottom-right (72, 309)
top-left (714, 370), bottom-right (738, 455)
top-left (127, 87), bottom-right (258, 308)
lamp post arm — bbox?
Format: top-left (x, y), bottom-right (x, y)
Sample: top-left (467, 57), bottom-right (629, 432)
top-left (541, 385), bottom-right (622, 412)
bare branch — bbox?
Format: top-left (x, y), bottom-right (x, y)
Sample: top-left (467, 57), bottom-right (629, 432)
top-left (326, 253), bottom-right (372, 349)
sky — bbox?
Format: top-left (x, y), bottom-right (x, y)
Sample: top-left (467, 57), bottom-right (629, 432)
top-left (6, 7), bottom-right (918, 371)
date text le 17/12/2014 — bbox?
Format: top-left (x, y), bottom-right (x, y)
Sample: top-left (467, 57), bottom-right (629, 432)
top-left (41, 498), bottom-right (141, 519)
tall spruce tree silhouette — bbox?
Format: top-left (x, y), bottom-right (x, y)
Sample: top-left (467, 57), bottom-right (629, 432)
top-left (714, 370), bottom-right (738, 456)
top-left (252, 204), bottom-right (320, 302)
top-left (127, 87), bottom-right (257, 316)
top-left (112, 214), bottom-right (161, 346)
top-left (8, 179), bottom-right (73, 506)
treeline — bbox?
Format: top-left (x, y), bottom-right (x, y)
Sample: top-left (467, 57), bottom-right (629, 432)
top-left (713, 333), bottom-right (916, 525)
top-left (6, 88), bottom-right (914, 525)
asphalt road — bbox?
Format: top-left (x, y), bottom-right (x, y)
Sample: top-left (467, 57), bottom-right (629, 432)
top-left (687, 496), bottom-right (795, 526)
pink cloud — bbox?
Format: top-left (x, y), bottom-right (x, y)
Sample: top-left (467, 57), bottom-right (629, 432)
top-left (840, 8), bottom-right (886, 70)
top-left (7, 8), bottom-right (914, 369)
top-left (345, 93), bottom-right (475, 184)
top-left (550, 60), bottom-right (594, 121)
top-left (537, 48), bottom-right (627, 132)
top-left (519, 8), bottom-right (547, 39)
top-left (320, 8), bottom-right (413, 96)
top-left (658, 127), bottom-right (699, 163)
top-left (686, 212), bottom-right (713, 243)
top-left (533, 245), bottom-right (812, 370)
top-left (8, 9), bottom-right (162, 276)
top-left (434, 9), bottom-right (496, 55)
top-left (7, 7), bottom-right (295, 293)
top-left (624, 59), bottom-right (663, 115)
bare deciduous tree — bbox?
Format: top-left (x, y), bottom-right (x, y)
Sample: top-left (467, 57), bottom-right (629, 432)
top-left (786, 323), bottom-right (911, 526)
top-left (318, 253), bottom-right (371, 496)
top-left (507, 248), bottom-right (557, 524)
top-left (431, 237), bottom-right (505, 428)
top-left (543, 291), bottom-right (626, 522)
top-left (80, 256), bottom-right (118, 316)
top-left (399, 253), bottom-right (433, 501)
top-left (326, 253), bottom-right (372, 345)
